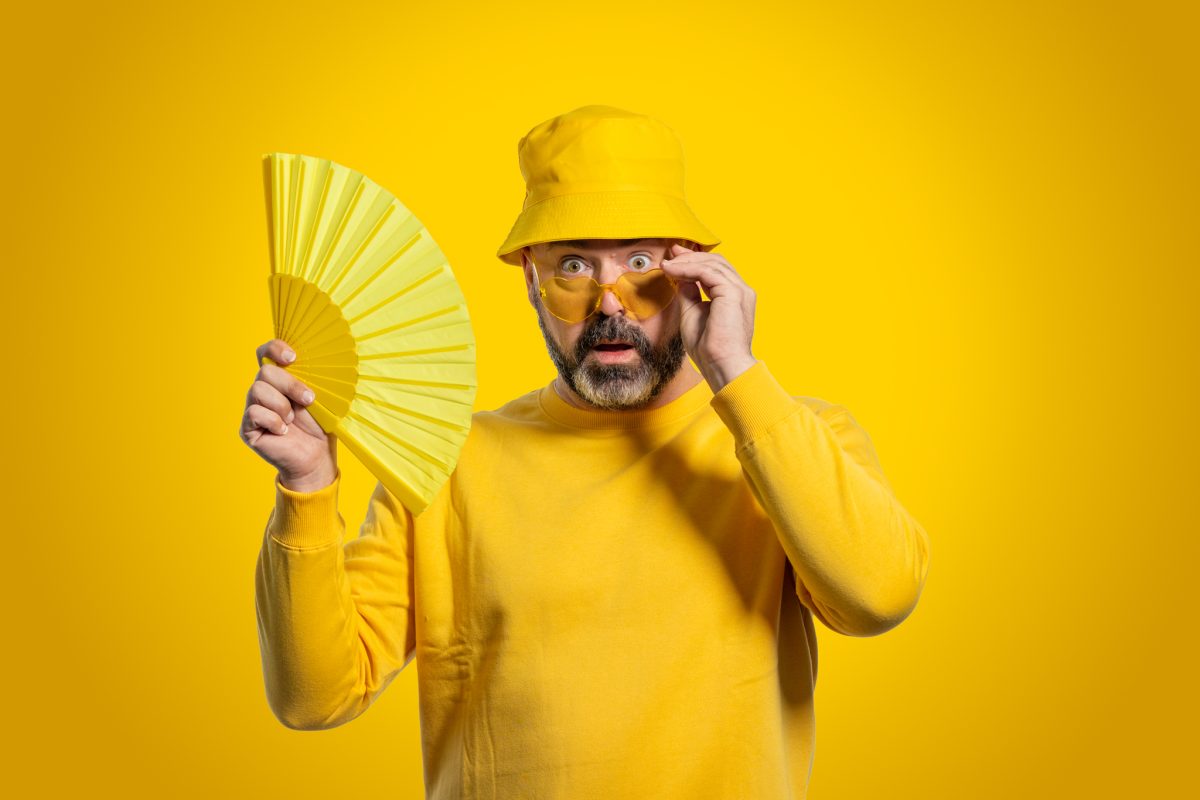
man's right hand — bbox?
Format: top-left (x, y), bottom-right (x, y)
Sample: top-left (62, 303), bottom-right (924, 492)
top-left (239, 338), bottom-right (338, 492)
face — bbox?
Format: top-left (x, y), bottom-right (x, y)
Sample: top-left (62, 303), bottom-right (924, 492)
top-left (522, 237), bottom-right (691, 410)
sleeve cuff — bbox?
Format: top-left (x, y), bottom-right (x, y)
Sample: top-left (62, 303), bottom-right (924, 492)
top-left (709, 360), bottom-right (801, 449)
top-left (267, 470), bottom-right (344, 549)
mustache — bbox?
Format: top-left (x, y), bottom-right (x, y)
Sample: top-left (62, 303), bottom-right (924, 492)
top-left (576, 318), bottom-right (649, 354)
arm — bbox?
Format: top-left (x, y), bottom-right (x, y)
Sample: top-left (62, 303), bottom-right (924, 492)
top-left (710, 361), bottom-right (931, 637)
top-left (254, 470), bottom-right (417, 730)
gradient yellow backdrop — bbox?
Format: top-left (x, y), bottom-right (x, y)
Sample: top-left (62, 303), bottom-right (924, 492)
top-left (3, 1), bottom-right (1196, 797)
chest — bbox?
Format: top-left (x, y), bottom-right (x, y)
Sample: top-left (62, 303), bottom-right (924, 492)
top-left (423, 422), bottom-right (781, 646)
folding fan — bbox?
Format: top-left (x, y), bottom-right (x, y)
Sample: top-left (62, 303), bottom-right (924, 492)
top-left (260, 152), bottom-right (477, 516)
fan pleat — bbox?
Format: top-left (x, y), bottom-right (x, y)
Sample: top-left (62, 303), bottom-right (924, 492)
top-left (357, 392), bottom-right (470, 432)
top-left (338, 233), bottom-right (422, 310)
top-left (310, 179), bottom-right (362, 287)
top-left (278, 281), bottom-right (331, 348)
top-left (326, 206), bottom-right (394, 298)
top-left (344, 259), bottom-right (434, 325)
top-left (352, 411), bottom-right (454, 469)
top-left (297, 165), bottom-right (333, 282)
top-left (342, 413), bottom-right (450, 501)
top-left (284, 159), bottom-right (305, 275)
top-left (355, 308), bottom-right (461, 342)
top-left (292, 373), bottom-right (357, 400)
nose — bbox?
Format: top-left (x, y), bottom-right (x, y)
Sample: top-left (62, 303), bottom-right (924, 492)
top-left (598, 286), bottom-right (625, 316)
top-left (596, 259), bottom-right (629, 316)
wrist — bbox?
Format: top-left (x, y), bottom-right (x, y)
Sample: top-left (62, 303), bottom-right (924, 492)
top-left (278, 466), bottom-right (337, 494)
top-left (701, 353), bottom-right (759, 394)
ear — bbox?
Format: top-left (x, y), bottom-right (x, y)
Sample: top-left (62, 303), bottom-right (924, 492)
top-left (521, 250), bottom-right (538, 309)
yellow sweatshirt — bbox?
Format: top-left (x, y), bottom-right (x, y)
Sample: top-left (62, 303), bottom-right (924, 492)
top-left (255, 360), bottom-right (931, 799)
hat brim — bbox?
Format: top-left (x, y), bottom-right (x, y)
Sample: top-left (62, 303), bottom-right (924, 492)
top-left (496, 191), bottom-right (720, 266)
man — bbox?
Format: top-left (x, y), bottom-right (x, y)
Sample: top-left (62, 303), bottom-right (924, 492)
top-left (247, 105), bottom-right (931, 799)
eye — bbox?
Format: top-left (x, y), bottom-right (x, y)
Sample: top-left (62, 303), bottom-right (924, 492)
top-left (629, 254), bottom-right (653, 270)
top-left (560, 257), bottom-right (589, 276)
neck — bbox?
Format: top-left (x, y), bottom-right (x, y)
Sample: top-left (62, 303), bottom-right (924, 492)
top-left (554, 363), bottom-right (705, 411)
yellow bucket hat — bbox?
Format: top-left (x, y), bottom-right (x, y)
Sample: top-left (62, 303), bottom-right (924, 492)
top-left (495, 104), bottom-right (720, 266)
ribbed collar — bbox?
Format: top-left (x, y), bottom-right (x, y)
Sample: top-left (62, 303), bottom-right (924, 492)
top-left (538, 372), bottom-right (714, 430)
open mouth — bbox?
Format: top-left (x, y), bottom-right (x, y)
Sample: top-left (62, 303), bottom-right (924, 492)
top-left (593, 343), bottom-right (634, 351)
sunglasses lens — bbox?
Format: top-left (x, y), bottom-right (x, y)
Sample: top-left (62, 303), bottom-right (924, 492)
top-left (544, 276), bottom-right (600, 322)
top-left (543, 269), bottom-right (677, 322)
top-left (616, 269), bottom-right (677, 318)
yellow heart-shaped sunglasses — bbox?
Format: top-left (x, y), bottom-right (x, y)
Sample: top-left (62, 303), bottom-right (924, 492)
top-left (530, 261), bottom-right (679, 323)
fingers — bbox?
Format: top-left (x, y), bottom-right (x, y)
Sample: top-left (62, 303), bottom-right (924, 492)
top-left (241, 403), bottom-right (289, 441)
top-left (255, 338), bottom-right (297, 369)
top-left (252, 338), bottom-right (315, 406)
top-left (662, 247), bottom-right (755, 304)
top-left (664, 247), bottom-right (745, 280)
top-left (246, 378), bottom-right (296, 426)
top-left (244, 339), bottom-right (316, 446)
top-left (660, 258), bottom-right (749, 300)
top-left (674, 277), bottom-right (704, 310)
top-left (252, 362), bottom-right (316, 408)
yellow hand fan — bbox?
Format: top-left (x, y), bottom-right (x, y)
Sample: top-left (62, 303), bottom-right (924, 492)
top-left (260, 152), bottom-right (477, 516)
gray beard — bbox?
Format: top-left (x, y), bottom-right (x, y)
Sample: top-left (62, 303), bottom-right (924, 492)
top-left (535, 308), bottom-right (687, 411)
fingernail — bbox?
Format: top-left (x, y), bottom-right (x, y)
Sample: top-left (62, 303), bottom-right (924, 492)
top-left (302, 390), bottom-right (315, 405)
top-left (282, 350), bottom-right (296, 363)
top-left (280, 423), bottom-right (288, 434)
top-left (286, 410), bottom-right (295, 423)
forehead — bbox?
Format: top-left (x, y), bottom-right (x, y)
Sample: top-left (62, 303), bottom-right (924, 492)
top-left (540, 238), bottom-right (669, 253)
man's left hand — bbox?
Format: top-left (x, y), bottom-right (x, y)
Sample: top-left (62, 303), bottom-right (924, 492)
top-left (659, 242), bottom-right (759, 393)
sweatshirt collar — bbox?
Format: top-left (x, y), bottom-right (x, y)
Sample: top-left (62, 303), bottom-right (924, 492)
top-left (538, 371), bottom-right (713, 430)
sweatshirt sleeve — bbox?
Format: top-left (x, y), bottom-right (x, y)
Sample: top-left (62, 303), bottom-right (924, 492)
top-left (710, 360), bottom-right (931, 637)
top-left (254, 469), bottom-right (417, 730)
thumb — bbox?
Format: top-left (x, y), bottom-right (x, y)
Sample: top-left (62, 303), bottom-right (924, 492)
top-left (290, 402), bottom-right (327, 439)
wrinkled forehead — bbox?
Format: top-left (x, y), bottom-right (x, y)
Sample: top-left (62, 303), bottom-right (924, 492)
top-left (539, 237), bottom-right (673, 254)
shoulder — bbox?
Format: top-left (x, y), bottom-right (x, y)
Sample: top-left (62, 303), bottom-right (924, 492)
top-left (410, 390), bottom-right (542, 519)
top-left (792, 396), bottom-right (891, 489)
top-left (470, 386), bottom-right (544, 428)
top-left (454, 386), bottom-right (549, 457)
top-left (793, 394), bottom-right (853, 423)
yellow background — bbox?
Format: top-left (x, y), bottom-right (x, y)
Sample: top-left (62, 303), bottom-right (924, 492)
top-left (3, 1), bottom-right (1196, 797)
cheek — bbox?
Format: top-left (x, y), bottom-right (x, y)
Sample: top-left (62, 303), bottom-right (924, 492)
top-left (570, 327), bottom-right (590, 351)
top-left (551, 318), bottom-right (582, 351)
top-left (644, 308), bottom-right (677, 344)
